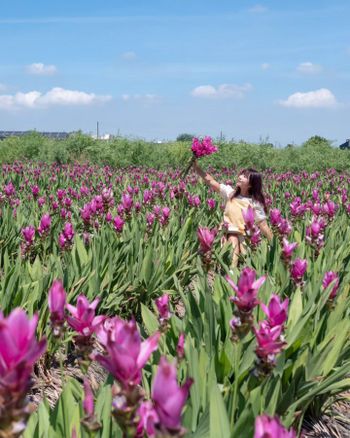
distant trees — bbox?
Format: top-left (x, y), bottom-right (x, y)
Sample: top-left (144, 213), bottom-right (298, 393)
top-left (176, 133), bottom-right (195, 142)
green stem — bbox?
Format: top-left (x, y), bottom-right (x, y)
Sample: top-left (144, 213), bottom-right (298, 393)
top-left (230, 342), bottom-right (242, 428)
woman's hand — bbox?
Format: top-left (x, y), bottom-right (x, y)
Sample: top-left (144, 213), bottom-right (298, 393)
top-left (192, 159), bottom-right (199, 173)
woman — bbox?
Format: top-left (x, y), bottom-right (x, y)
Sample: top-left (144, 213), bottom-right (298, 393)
top-left (193, 161), bottom-right (273, 267)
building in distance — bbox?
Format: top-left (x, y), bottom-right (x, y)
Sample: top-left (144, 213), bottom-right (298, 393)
top-left (0, 131), bottom-right (71, 140)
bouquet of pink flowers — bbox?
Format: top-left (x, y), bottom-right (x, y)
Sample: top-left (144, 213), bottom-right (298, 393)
top-left (181, 136), bottom-right (218, 177)
top-left (191, 136), bottom-right (218, 157)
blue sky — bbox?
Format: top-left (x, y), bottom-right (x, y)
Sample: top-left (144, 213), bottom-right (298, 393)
top-left (0, 0), bottom-right (349, 145)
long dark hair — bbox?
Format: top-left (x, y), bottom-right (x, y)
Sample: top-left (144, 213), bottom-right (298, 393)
top-left (232, 168), bottom-right (267, 212)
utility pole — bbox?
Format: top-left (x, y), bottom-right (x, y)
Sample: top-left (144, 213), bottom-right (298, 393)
top-left (96, 121), bottom-right (99, 139)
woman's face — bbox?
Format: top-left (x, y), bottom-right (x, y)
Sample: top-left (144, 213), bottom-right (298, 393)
top-left (236, 172), bottom-right (250, 192)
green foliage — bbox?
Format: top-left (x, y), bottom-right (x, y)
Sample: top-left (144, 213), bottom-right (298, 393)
top-left (1, 163), bottom-right (350, 436)
top-left (1, 133), bottom-right (350, 170)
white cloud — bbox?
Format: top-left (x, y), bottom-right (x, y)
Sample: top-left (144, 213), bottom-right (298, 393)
top-left (0, 87), bottom-right (112, 110)
top-left (297, 62), bottom-right (322, 74)
top-left (191, 83), bottom-right (252, 99)
top-left (26, 63), bottom-right (57, 75)
top-left (248, 4), bottom-right (267, 13)
top-left (279, 88), bottom-right (337, 108)
top-left (121, 51), bottom-right (137, 61)
top-left (261, 63), bottom-right (270, 70)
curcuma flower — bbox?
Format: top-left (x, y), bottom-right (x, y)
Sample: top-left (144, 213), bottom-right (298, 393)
top-left (152, 356), bottom-right (193, 433)
top-left (253, 321), bottom-right (286, 376)
top-left (197, 227), bottom-right (216, 254)
top-left (66, 295), bottom-right (105, 338)
top-left (191, 136), bottom-right (217, 158)
top-left (281, 238), bottom-right (298, 264)
top-left (137, 401), bottom-right (159, 437)
top-left (260, 294), bottom-right (289, 327)
top-left (22, 225), bottom-right (35, 245)
top-left (269, 208), bottom-right (282, 227)
top-left (93, 317), bottom-right (160, 388)
top-left (226, 267), bottom-right (266, 313)
top-left (81, 378), bottom-right (101, 433)
top-left (226, 267), bottom-right (266, 340)
top-left (242, 206), bottom-right (255, 230)
top-left (290, 258), bottom-right (307, 285)
top-left (322, 271), bottom-right (340, 300)
top-left (48, 280), bottom-right (67, 337)
top-left (155, 294), bottom-right (171, 330)
top-left (254, 415), bottom-right (296, 438)
top-left (0, 309), bottom-right (46, 435)
top-left (37, 213), bottom-right (51, 236)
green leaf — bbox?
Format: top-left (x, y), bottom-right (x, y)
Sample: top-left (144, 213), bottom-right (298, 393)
top-left (209, 384), bottom-right (231, 438)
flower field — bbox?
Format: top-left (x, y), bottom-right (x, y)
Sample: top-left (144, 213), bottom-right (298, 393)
top-left (1, 161), bottom-right (350, 437)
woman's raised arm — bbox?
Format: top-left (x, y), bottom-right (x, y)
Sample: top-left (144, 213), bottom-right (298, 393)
top-left (193, 160), bottom-right (221, 193)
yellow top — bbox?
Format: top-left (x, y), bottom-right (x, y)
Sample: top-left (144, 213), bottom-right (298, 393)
top-left (220, 184), bottom-right (266, 235)
top-left (223, 197), bottom-right (252, 235)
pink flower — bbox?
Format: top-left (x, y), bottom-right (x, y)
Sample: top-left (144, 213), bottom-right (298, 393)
top-left (152, 356), bottom-right (193, 431)
top-left (83, 378), bottom-right (94, 417)
top-left (66, 295), bottom-right (105, 337)
top-left (197, 227), bottom-right (216, 253)
top-left (322, 271), bottom-right (340, 299)
top-left (146, 212), bottom-right (156, 228)
top-left (22, 225), bottom-right (35, 245)
top-left (191, 136), bottom-right (218, 158)
top-left (254, 415), bottom-right (296, 438)
top-left (48, 280), bottom-right (67, 328)
top-left (278, 219), bottom-right (292, 237)
top-left (121, 194), bottom-right (133, 212)
top-left (323, 200), bottom-right (338, 218)
top-left (113, 216), bottom-right (125, 233)
top-left (4, 182), bottom-right (15, 197)
top-left (260, 295), bottom-right (289, 327)
top-left (0, 309), bottom-right (46, 396)
top-left (250, 227), bottom-right (262, 246)
top-left (269, 209), bottom-right (282, 227)
top-left (254, 321), bottom-right (285, 358)
top-left (242, 206), bottom-right (255, 230)
top-left (94, 318), bottom-right (160, 387)
top-left (58, 233), bottom-right (67, 249)
top-left (176, 333), bottom-right (185, 360)
top-left (155, 294), bottom-right (171, 322)
top-left (31, 185), bottom-right (39, 197)
top-left (290, 258), bottom-right (307, 284)
top-left (63, 222), bottom-right (74, 241)
top-left (281, 239), bottom-right (298, 261)
top-left (38, 213), bottom-right (51, 236)
top-left (160, 207), bottom-right (171, 226)
top-left (207, 198), bottom-right (216, 210)
top-left (137, 401), bottom-right (159, 437)
top-left (226, 267), bottom-right (266, 312)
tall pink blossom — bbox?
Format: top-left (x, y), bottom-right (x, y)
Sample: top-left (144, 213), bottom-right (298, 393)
top-left (197, 227), bottom-right (216, 253)
top-left (0, 309), bottom-right (46, 433)
top-left (226, 267), bottom-right (266, 313)
top-left (322, 271), bottom-right (340, 299)
top-left (93, 318), bottom-right (160, 387)
top-left (48, 280), bottom-right (67, 336)
top-left (260, 294), bottom-right (289, 327)
top-left (254, 415), bottom-right (296, 438)
top-left (152, 356), bottom-right (193, 432)
top-left (22, 225), bottom-right (35, 245)
top-left (66, 295), bottom-right (105, 337)
top-left (254, 321), bottom-right (285, 359)
top-left (137, 401), bottom-right (159, 437)
top-left (290, 258), bottom-right (307, 285)
top-left (242, 206), bottom-right (255, 230)
top-left (281, 238), bottom-right (298, 263)
top-left (155, 294), bottom-right (171, 323)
